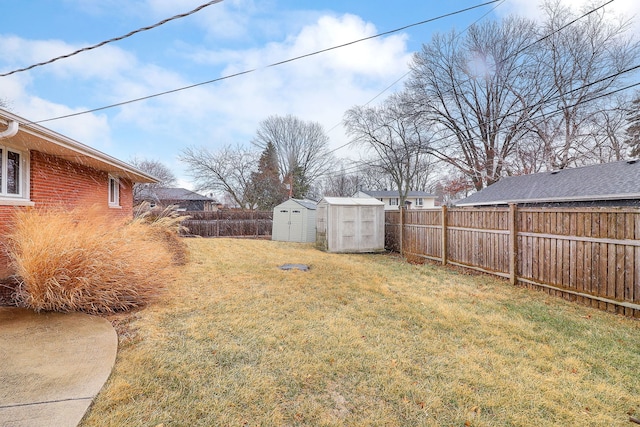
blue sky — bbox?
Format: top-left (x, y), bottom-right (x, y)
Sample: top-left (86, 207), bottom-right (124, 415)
top-left (1, 0), bottom-right (638, 189)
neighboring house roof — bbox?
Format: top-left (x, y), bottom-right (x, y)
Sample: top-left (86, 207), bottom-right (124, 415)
top-left (142, 187), bottom-right (217, 202)
top-left (455, 159), bottom-right (640, 206)
top-left (0, 109), bottom-right (157, 183)
top-left (359, 190), bottom-right (435, 198)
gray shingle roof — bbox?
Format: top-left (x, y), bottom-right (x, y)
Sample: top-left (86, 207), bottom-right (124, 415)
top-left (142, 187), bottom-right (216, 202)
top-left (455, 159), bottom-right (640, 206)
top-left (291, 198), bottom-right (317, 210)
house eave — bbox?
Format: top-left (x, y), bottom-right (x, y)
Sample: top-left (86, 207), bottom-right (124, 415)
top-left (0, 110), bottom-right (158, 183)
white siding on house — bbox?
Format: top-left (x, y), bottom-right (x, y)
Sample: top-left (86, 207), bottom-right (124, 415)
top-left (354, 190), bottom-right (436, 210)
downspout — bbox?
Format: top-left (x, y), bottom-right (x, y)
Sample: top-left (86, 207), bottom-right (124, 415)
top-left (0, 120), bottom-right (19, 139)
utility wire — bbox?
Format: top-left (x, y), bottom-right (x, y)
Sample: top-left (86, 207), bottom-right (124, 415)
top-left (331, 65), bottom-right (640, 177)
top-left (0, 0), bottom-right (224, 78)
top-left (512, 0), bottom-right (615, 58)
top-left (326, 0), bottom-right (622, 160)
top-left (32, 0), bottom-right (501, 124)
top-left (325, 0), bottom-right (508, 155)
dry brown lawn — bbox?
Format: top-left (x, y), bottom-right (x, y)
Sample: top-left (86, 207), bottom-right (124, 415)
top-left (81, 238), bottom-right (640, 427)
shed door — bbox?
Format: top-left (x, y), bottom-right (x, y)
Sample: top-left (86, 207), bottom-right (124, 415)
top-left (289, 209), bottom-right (304, 242)
top-left (277, 208), bottom-right (304, 242)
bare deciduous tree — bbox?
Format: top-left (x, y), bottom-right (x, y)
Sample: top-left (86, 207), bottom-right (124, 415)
top-left (407, 16), bottom-right (539, 190)
top-left (582, 95), bottom-right (631, 164)
top-left (128, 157), bottom-right (178, 204)
top-left (344, 92), bottom-right (433, 206)
top-left (252, 115), bottom-right (333, 199)
top-left (530, 0), bottom-right (639, 169)
top-left (179, 145), bottom-right (259, 210)
top-left (625, 94), bottom-right (640, 157)
top-left (317, 160), bottom-right (363, 197)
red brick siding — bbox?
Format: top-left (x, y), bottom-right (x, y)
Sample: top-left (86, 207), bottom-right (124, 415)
top-left (0, 206), bottom-right (17, 278)
top-left (0, 150), bottom-right (135, 280)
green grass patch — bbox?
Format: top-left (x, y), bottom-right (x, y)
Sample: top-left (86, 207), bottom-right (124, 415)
top-left (83, 239), bottom-right (640, 426)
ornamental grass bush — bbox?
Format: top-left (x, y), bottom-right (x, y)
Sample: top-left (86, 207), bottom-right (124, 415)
top-left (7, 205), bottom-right (189, 314)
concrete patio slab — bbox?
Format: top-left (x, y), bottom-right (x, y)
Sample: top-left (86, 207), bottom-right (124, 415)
top-left (0, 307), bottom-right (117, 427)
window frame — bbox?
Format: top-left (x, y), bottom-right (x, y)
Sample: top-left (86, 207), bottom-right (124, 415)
top-left (108, 174), bottom-right (121, 208)
top-left (389, 198), bottom-right (399, 206)
top-left (0, 144), bottom-right (30, 203)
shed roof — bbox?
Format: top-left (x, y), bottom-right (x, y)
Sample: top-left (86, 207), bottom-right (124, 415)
top-left (456, 159), bottom-right (640, 206)
top-left (321, 197), bottom-right (385, 206)
top-left (0, 109), bottom-right (157, 183)
top-left (360, 190), bottom-right (435, 198)
top-left (288, 198), bottom-right (317, 210)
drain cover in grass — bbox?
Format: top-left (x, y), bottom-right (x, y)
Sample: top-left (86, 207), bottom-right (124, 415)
top-left (279, 264), bottom-right (310, 271)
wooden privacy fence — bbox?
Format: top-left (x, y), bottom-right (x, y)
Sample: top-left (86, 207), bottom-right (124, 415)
top-left (386, 206), bottom-right (640, 317)
top-left (181, 210), bottom-right (273, 238)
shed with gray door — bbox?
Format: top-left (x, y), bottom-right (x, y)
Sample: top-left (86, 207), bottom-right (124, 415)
top-left (272, 198), bottom-right (317, 243)
top-left (316, 197), bottom-right (385, 253)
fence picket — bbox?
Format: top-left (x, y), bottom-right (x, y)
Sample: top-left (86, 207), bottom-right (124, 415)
top-left (385, 206), bottom-right (640, 317)
top-left (181, 210), bottom-right (273, 238)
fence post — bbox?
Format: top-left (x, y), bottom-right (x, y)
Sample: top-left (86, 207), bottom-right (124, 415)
top-left (441, 205), bottom-right (448, 265)
top-left (252, 210), bottom-right (257, 237)
top-left (399, 207), bottom-right (405, 256)
top-left (509, 203), bottom-right (518, 285)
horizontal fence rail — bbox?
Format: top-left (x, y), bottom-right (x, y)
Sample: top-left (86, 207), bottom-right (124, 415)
top-left (386, 206), bottom-right (640, 318)
top-left (181, 210), bottom-right (273, 238)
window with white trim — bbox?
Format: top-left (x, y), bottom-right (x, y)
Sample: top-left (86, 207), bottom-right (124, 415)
top-left (0, 145), bottom-right (27, 198)
top-left (389, 198), bottom-right (399, 206)
top-left (108, 175), bottom-right (120, 207)
top-left (416, 198), bottom-right (424, 206)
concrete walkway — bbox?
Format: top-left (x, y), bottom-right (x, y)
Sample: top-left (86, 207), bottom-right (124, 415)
top-left (0, 307), bottom-right (117, 427)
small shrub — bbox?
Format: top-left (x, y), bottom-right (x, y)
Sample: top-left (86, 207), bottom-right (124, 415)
top-left (7, 205), bottom-right (185, 314)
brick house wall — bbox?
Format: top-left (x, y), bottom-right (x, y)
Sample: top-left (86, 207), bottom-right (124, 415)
top-left (0, 150), bottom-right (134, 281)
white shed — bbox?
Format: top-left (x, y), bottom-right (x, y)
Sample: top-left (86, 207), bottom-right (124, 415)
top-left (272, 198), bottom-right (317, 243)
top-left (316, 197), bottom-right (385, 253)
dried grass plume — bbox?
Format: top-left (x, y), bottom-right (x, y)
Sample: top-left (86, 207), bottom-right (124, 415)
top-left (7, 205), bottom-right (188, 313)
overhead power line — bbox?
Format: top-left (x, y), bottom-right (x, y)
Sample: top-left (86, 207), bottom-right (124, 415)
top-left (331, 65), bottom-right (640, 177)
top-left (327, 0), bottom-right (621, 158)
top-left (512, 0), bottom-right (615, 58)
top-left (0, 0), bottom-right (224, 78)
top-left (325, 0), bottom-right (508, 155)
top-left (32, 0), bottom-right (502, 124)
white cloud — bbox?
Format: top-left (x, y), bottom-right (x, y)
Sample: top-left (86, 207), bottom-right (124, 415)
top-left (178, 13), bottom-right (412, 151)
top-left (0, 69), bottom-right (110, 147)
top-left (82, 12), bottom-right (412, 153)
top-left (28, 102), bottom-right (112, 149)
top-left (146, 0), bottom-right (260, 41)
top-left (0, 36), bottom-right (137, 82)
top-left (1, 10), bottom-right (414, 183)
top-left (496, 0), bottom-right (640, 29)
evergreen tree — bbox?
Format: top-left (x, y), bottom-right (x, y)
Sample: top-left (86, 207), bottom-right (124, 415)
top-left (249, 142), bottom-right (287, 210)
top-left (289, 164), bottom-right (310, 199)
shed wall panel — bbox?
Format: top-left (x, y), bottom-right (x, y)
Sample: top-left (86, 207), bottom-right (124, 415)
top-left (316, 197), bottom-right (384, 253)
top-left (271, 199), bottom-right (316, 243)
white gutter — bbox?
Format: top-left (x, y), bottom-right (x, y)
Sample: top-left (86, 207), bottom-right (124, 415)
top-left (0, 109), bottom-right (157, 183)
top-left (0, 120), bottom-right (18, 139)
